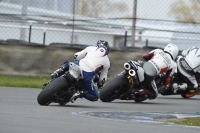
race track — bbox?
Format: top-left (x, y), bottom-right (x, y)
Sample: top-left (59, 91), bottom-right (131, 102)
top-left (0, 87), bottom-right (199, 133)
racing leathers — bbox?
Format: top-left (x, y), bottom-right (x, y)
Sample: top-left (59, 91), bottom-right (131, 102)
top-left (173, 47), bottom-right (200, 92)
top-left (51, 46), bottom-right (110, 102)
top-left (142, 49), bottom-right (177, 99)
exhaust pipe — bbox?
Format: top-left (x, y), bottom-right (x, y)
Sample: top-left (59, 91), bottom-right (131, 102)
top-left (129, 69), bottom-right (135, 76)
top-left (124, 63), bottom-right (131, 70)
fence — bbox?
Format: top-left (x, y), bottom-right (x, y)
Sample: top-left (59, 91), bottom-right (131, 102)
top-left (0, 0), bottom-right (200, 50)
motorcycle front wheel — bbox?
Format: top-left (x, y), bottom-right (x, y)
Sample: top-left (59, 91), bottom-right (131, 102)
top-left (100, 75), bottom-right (128, 102)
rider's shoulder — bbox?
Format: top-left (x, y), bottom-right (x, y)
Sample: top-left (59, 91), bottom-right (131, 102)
top-left (84, 46), bottom-right (96, 51)
top-left (151, 48), bottom-right (163, 53)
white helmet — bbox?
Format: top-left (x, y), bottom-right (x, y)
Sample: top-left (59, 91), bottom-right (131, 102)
top-left (164, 43), bottom-right (179, 60)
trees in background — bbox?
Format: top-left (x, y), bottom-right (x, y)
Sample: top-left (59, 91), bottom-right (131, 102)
top-left (169, 0), bottom-right (200, 23)
top-left (78, 0), bottom-right (129, 17)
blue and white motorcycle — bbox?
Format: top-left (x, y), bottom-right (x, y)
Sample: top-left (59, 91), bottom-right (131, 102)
top-left (37, 62), bottom-right (84, 105)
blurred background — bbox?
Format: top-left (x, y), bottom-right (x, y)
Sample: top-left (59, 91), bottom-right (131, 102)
top-left (0, 0), bottom-right (200, 76)
top-left (0, 0), bottom-right (200, 50)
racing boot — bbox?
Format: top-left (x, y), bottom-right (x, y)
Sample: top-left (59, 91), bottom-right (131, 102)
top-left (172, 83), bottom-right (187, 93)
top-left (120, 89), bottom-right (134, 100)
top-left (136, 89), bottom-right (157, 100)
top-left (51, 67), bottom-right (65, 79)
top-left (70, 91), bottom-right (85, 103)
top-left (134, 94), bottom-right (149, 102)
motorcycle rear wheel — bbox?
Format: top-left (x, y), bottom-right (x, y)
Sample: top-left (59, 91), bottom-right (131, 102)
top-left (181, 89), bottom-right (200, 98)
top-left (37, 77), bottom-right (68, 105)
top-left (100, 75), bottom-right (128, 102)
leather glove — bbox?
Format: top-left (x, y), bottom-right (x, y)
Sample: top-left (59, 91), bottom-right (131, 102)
top-left (74, 54), bottom-right (78, 61)
top-left (93, 75), bottom-right (99, 83)
top-left (97, 82), bottom-right (103, 89)
top-left (97, 78), bottom-right (106, 89)
top-left (166, 76), bottom-right (172, 87)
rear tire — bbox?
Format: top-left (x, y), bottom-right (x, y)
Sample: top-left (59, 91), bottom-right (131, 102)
top-left (134, 99), bottom-right (143, 103)
top-left (181, 89), bottom-right (200, 98)
top-left (181, 94), bottom-right (191, 99)
top-left (37, 77), bottom-right (68, 105)
top-left (100, 75), bottom-right (128, 102)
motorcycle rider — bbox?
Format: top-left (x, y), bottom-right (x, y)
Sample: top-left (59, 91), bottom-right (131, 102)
top-left (139, 43), bottom-right (179, 100)
top-left (50, 40), bottom-right (111, 103)
top-left (173, 46), bottom-right (200, 93)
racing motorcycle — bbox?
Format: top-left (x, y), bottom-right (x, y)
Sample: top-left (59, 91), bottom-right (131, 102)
top-left (37, 62), bottom-right (85, 105)
top-left (156, 72), bottom-right (200, 98)
top-left (100, 60), bottom-right (149, 102)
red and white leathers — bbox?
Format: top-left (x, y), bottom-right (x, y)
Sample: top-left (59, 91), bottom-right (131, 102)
top-left (142, 49), bottom-right (177, 99)
top-left (74, 46), bottom-right (110, 86)
top-left (144, 49), bottom-right (177, 77)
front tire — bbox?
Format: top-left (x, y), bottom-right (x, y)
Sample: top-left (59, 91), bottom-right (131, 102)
top-left (37, 77), bottom-right (68, 105)
top-left (100, 75), bottom-right (128, 102)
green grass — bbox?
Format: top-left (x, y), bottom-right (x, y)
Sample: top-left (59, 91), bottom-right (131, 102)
top-left (0, 74), bottom-right (101, 89)
top-left (0, 74), bottom-right (50, 89)
top-left (166, 117), bottom-right (200, 126)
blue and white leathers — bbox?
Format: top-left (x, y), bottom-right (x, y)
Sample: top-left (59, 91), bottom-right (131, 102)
top-left (62, 46), bottom-right (110, 101)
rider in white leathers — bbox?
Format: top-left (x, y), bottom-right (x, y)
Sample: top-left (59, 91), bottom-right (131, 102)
top-left (173, 46), bottom-right (200, 93)
top-left (51, 40), bottom-right (110, 102)
top-left (141, 43), bottom-right (179, 100)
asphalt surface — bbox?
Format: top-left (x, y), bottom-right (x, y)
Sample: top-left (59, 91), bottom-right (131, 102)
top-left (0, 87), bottom-right (200, 133)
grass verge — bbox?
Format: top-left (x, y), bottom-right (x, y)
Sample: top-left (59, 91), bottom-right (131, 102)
top-left (166, 117), bottom-right (200, 126)
top-left (0, 74), bottom-right (200, 126)
top-left (0, 74), bottom-right (50, 89)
